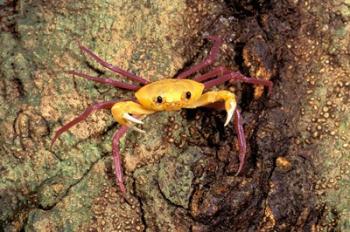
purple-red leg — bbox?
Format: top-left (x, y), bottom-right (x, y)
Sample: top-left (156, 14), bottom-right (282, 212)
top-left (51, 99), bottom-right (131, 196)
top-left (234, 109), bottom-right (246, 175)
top-left (203, 103), bottom-right (247, 175)
top-left (193, 66), bottom-right (231, 82)
top-left (67, 71), bottom-right (140, 91)
top-left (112, 125), bottom-right (129, 195)
top-left (176, 36), bottom-right (224, 79)
top-left (79, 43), bottom-right (149, 85)
top-left (51, 100), bottom-right (118, 148)
top-left (203, 70), bottom-right (273, 95)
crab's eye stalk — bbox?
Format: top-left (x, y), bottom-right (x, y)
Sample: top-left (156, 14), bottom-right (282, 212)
top-left (156, 96), bottom-right (163, 104)
top-left (185, 91), bottom-right (191, 100)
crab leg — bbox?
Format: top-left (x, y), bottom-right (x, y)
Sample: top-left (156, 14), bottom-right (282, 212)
top-left (50, 100), bottom-right (137, 195)
top-left (67, 71), bottom-right (140, 91)
top-left (187, 92), bottom-right (247, 174)
top-left (234, 109), bottom-right (246, 175)
top-left (193, 66), bottom-right (231, 82)
top-left (177, 36), bottom-right (223, 79)
top-left (203, 71), bottom-right (273, 95)
top-left (112, 125), bottom-right (129, 194)
top-left (79, 43), bottom-right (149, 85)
top-left (51, 100), bottom-right (118, 147)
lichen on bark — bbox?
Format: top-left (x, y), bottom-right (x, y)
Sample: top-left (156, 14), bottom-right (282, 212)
top-left (1, 0), bottom-right (350, 231)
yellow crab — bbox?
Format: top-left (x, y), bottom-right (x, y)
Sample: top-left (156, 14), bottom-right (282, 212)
top-left (51, 36), bottom-right (272, 196)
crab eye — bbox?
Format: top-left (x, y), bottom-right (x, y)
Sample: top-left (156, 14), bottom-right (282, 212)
top-left (156, 96), bottom-right (163, 104)
top-left (185, 91), bottom-right (191, 99)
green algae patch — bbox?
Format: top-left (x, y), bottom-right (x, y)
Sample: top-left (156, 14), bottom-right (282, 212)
top-left (158, 147), bottom-right (202, 208)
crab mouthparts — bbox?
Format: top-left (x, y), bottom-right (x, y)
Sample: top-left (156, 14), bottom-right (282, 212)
top-left (163, 102), bottom-right (183, 111)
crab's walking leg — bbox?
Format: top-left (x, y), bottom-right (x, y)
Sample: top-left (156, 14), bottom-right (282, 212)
top-left (51, 100), bottom-right (118, 148)
top-left (193, 66), bottom-right (231, 82)
top-left (67, 71), bottom-right (140, 91)
top-left (177, 36), bottom-right (223, 79)
top-left (234, 109), bottom-right (246, 175)
top-left (79, 43), bottom-right (149, 85)
top-left (112, 125), bottom-right (129, 194)
top-left (110, 102), bottom-right (154, 194)
top-left (187, 91), bottom-right (247, 174)
top-left (203, 71), bottom-right (273, 95)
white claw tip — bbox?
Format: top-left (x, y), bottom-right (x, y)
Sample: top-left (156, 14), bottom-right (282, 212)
top-left (131, 126), bottom-right (146, 134)
top-left (224, 101), bottom-right (235, 127)
top-left (123, 113), bottom-right (144, 124)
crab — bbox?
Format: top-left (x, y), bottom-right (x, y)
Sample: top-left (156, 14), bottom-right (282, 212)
top-left (51, 36), bottom-right (272, 197)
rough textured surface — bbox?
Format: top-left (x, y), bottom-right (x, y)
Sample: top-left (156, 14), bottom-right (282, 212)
top-left (0, 0), bottom-right (349, 231)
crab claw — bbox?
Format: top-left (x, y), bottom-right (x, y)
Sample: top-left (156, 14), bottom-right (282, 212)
top-left (122, 113), bottom-right (144, 124)
top-left (122, 113), bottom-right (146, 134)
top-left (224, 100), bottom-right (236, 126)
top-left (131, 126), bottom-right (146, 134)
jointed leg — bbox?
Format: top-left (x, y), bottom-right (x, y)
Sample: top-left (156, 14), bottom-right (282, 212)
top-left (193, 66), bottom-right (231, 82)
top-left (111, 103), bottom-right (154, 195)
top-left (51, 100), bottom-right (118, 147)
top-left (112, 125), bottom-right (129, 195)
top-left (177, 36), bottom-right (224, 79)
top-left (67, 71), bottom-right (140, 91)
top-left (79, 43), bottom-right (149, 85)
top-left (234, 109), bottom-right (246, 175)
top-left (203, 69), bottom-right (273, 95)
top-left (188, 92), bottom-right (247, 175)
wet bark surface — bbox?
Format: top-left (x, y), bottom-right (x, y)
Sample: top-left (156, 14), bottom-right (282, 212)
top-left (0, 0), bottom-right (349, 231)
